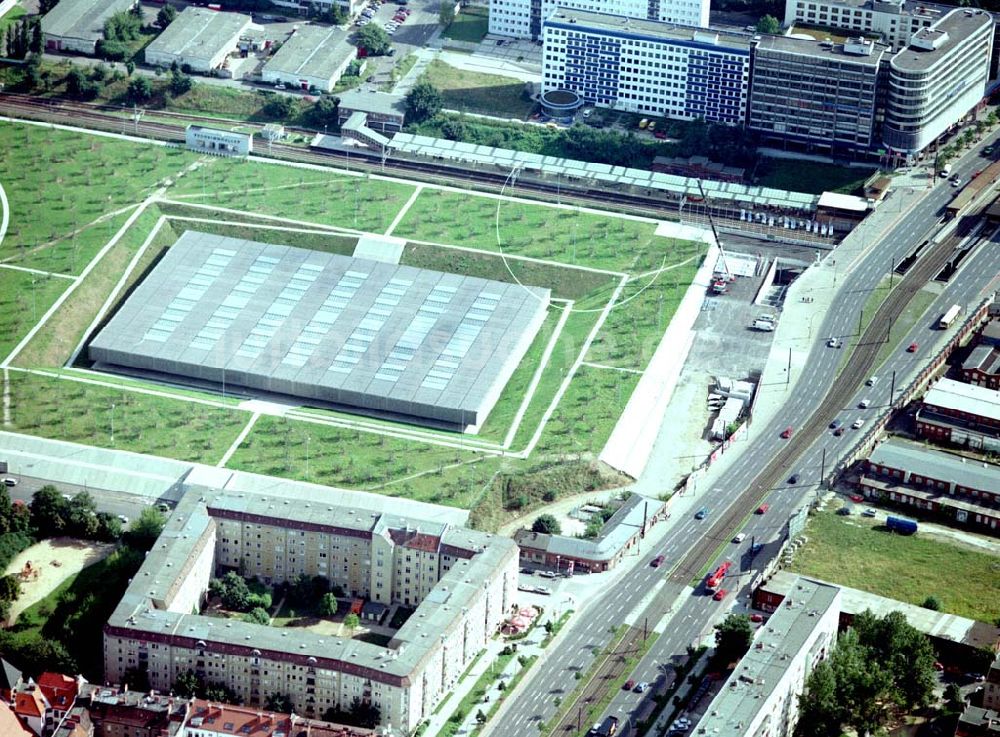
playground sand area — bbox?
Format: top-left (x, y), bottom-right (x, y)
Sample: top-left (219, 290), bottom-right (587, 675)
top-left (4, 537), bottom-right (116, 624)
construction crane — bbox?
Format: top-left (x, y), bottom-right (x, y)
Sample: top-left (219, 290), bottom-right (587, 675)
top-left (695, 180), bottom-right (733, 293)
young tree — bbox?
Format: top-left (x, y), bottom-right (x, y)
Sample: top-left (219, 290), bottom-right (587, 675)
top-left (172, 669), bottom-right (201, 698)
top-left (156, 4), bottom-right (178, 30)
top-left (243, 607), bottom-right (270, 625)
top-left (714, 613), bottom-right (754, 665)
top-left (169, 67), bottom-right (193, 95)
top-left (404, 81), bottom-right (442, 123)
top-left (127, 507), bottom-right (166, 551)
top-left (65, 67), bottom-right (87, 96)
top-left (265, 693), bottom-right (293, 712)
top-left (531, 514), bottom-right (561, 535)
top-left (263, 94), bottom-right (297, 119)
top-left (126, 76), bottom-right (153, 104)
top-left (95, 512), bottom-right (123, 541)
top-left (439, 0), bottom-right (455, 26)
top-left (31, 485), bottom-right (70, 535)
top-left (30, 21), bottom-right (42, 55)
top-left (343, 612), bottom-right (360, 630)
top-left (354, 24), bottom-right (391, 55)
top-left (920, 595), bottom-right (941, 611)
top-left (795, 660), bottom-right (842, 737)
top-left (755, 15), bottom-right (781, 34)
top-left (318, 592), bottom-right (339, 617)
top-left (306, 95), bottom-right (341, 129)
top-left (0, 574), bottom-right (21, 604)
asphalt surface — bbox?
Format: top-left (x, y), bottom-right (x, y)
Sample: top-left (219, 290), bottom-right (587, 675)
top-left (492, 141), bottom-right (1000, 737)
top-left (2, 475), bottom-right (170, 526)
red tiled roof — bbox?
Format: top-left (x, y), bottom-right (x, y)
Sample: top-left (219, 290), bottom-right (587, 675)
top-left (38, 673), bottom-right (77, 710)
top-left (14, 687), bottom-right (46, 718)
top-left (388, 529), bottom-right (440, 553)
top-left (189, 700), bottom-right (292, 735)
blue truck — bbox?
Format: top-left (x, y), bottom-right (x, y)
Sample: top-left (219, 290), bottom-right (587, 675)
top-left (886, 516), bottom-right (918, 535)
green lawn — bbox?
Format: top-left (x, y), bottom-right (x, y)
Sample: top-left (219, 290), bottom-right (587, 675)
top-left (0, 122), bottom-right (194, 274)
top-left (421, 60), bottom-right (535, 119)
top-left (394, 188), bottom-right (677, 273)
top-left (166, 160), bottom-right (416, 234)
top-left (0, 269), bottom-right (71, 360)
top-left (442, 5), bottom-right (490, 42)
top-left (790, 511), bottom-right (1000, 623)
top-left (0, 546), bottom-right (144, 679)
top-left (872, 286), bottom-right (938, 369)
top-left (757, 158), bottom-right (875, 195)
top-left (5, 370), bottom-right (248, 464)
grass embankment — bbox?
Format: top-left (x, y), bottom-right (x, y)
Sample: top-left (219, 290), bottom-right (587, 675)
top-left (0, 546), bottom-right (144, 679)
top-left (756, 158), bottom-right (875, 195)
top-left (0, 271), bottom-right (71, 360)
top-left (421, 60), bottom-right (535, 118)
top-left (790, 511), bottom-right (1000, 623)
top-left (442, 5), bottom-right (490, 42)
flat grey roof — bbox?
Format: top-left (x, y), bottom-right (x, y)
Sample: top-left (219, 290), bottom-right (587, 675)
top-left (923, 377), bottom-right (1000, 423)
top-left (868, 438), bottom-right (1000, 494)
top-left (963, 344), bottom-right (1000, 375)
top-left (337, 90), bottom-right (407, 118)
top-left (88, 231), bottom-right (550, 427)
top-left (892, 7), bottom-right (992, 70)
top-left (41, 0), bottom-right (137, 43)
top-left (755, 34), bottom-right (889, 64)
top-left (698, 578), bottom-right (840, 735)
top-left (145, 7), bottom-right (251, 65)
top-left (544, 8), bottom-right (750, 49)
top-left (263, 25), bottom-right (354, 81)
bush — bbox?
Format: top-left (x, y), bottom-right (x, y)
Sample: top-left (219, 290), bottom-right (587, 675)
top-left (0, 532), bottom-right (36, 572)
top-left (96, 39), bottom-right (130, 61)
top-left (243, 607), bottom-right (270, 625)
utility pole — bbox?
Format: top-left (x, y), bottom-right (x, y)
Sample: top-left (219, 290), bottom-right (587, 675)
top-left (890, 369), bottom-right (896, 406)
top-left (786, 348), bottom-right (792, 385)
top-left (820, 447), bottom-right (826, 486)
top-left (889, 256), bottom-right (895, 289)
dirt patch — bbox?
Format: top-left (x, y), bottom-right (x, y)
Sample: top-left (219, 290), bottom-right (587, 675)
top-left (4, 537), bottom-right (116, 625)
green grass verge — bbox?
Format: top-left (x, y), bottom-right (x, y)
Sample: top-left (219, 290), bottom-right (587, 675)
top-left (421, 59), bottom-right (535, 119)
top-left (0, 545), bottom-right (143, 679)
top-left (871, 286), bottom-right (938, 369)
top-left (757, 158), bottom-right (875, 195)
top-left (472, 654), bottom-right (538, 735)
top-left (0, 270), bottom-right (71, 360)
top-left (790, 510), bottom-right (1000, 623)
top-left (541, 611), bottom-right (573, 648)
top-left (438, 651), bottom-right (516, 737)
top-left (5, 370), bottom-right (248, 464)
top-left (442, 5), bottom-right (490, 42)
top-left (0, 122), bottom-right (194, 274)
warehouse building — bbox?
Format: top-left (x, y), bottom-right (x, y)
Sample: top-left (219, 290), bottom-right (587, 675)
top-left (542, 10), bottom-right (750, 124)
top-left (262, 25), bottom-right (356, 93)
top-left (103, 489), bottom-right (519, 734)
top-left (748, 35), bottom-right (889, 155)
top-left (490, 0), bottom-right (710, 40)
top-left (144, 7), bottom-right (253, 74)
top-left (185, 125), bottom-right (253, 156)
top-left (916, 377), bottom-right (1000, 451)
top-left (88, 231), bottom-right (550, 429)
top-left (882, 8), bottom-right (994, 158)
top-left (41, 0), bottom-right (138, 55)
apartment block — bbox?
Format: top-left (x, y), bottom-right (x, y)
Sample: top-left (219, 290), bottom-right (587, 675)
top-left (882, 8), bottom-right (994, 157)
top-left (748, 35), bottom-right (888, 155)
top-left (542, 10), bottom-right (750, 122)
top-left (103, 490), bottom-right (518, 734)
top-left (782, 0), bottom-right (947, 51)
top-left (489, 0), bottom-right (709, 40)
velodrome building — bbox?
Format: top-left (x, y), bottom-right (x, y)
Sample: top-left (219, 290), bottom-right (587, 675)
top-left (103, 488), bottom-right (519, 733)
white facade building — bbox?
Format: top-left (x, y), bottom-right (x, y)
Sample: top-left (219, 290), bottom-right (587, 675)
top-left (782, 0), bottom-right (950, 52)
top-left (542, 10), bottom-right (749, 123)
top-left (883, 8), bottom-right (993, 158)
top-left (261, 25), bottom-right (356, 92)
top-left (490, 0), bottom-right (709, 40)
top-left (41, 0), bottom-right (138, 55)
top-left (144, 7), bottom-right (252, 74)
top-left (698, 578), bottom-right (841, 737)
top-left (185, 125), bottom-right (253, 156)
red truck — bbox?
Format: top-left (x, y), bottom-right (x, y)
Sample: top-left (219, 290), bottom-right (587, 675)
top-left (706, 561), bottom-right (731, 590)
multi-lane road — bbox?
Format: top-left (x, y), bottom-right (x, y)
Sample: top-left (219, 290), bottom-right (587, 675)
top-left (492, 144), bottom-right (1000, 737)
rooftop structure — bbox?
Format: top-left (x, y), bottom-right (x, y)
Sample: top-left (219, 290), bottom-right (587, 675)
top-left (962, 344), bottom-right (1000, 388)
top-left (88, 231), bottom-right (550, 429)
top-left (782, 0), bottom-right (951, 51)
top-left (489, 0), bottom-right (709, 40)
top-left (104, 487), bottom-right (519, 733)
top-left (144, 7), bottom-right (253, 73)
top-left (921, 377), bottom-right (1000, 424)
top-left (700, 577), bottom-right (841, 737)
top-left (542, 10), bottom-right (750, 124)
top-left (41, 0), bottom-right (137, 55)
top-left (868, 438), bottom-right (1000, 496)
top-left (261, 25), bottom-right (356, 93)
top-left (387, 134), bottom-right (820, 213)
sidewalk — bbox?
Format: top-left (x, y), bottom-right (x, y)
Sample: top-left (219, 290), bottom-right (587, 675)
top-left (392, 47), bottom-right (437, 96)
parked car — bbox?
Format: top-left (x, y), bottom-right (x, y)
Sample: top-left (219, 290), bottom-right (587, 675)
top-left (695, 507), bottom-right (709, 520)
top-left (713, 588), bottom-right (728, 601)
top-left (837, 506), bottom-right (852, 516)
top-left (117, 515), bottom-right (129, 525)
top-left (862, 508), bottom-right (877, 518)
top-left (750, 613), bottom-right (764, 623)
top-left (1, 478), bottom-right (17, 487)
top-left (849, 494), bottom-right (864, 502)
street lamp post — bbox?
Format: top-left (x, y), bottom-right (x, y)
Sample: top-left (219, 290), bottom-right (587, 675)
top-left (110, 402), bottom-right (116, 445)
